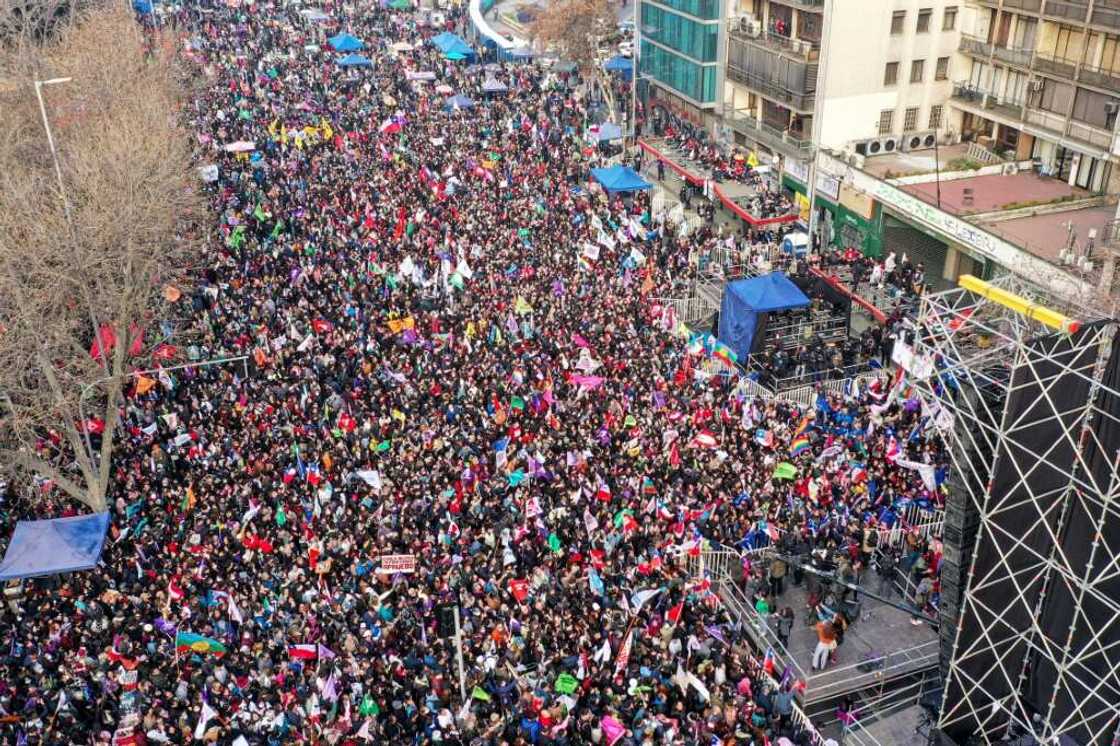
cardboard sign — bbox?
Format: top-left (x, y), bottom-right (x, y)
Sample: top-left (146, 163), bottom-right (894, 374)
top-left (378, 554), bottom-right (416, 574)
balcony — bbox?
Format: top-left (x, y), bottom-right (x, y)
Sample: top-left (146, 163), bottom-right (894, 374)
top-left (1033, 51), bottom-right (1078, 79)
top-left (1021, 107), bottom-right (1113, 151)
top-left (950, 83), bottom-right (1026, 122)
top-left (726, 65), bottom-right (816, 111)
top-left (765, 0), bottom-right (825, 9)
top-left (1079, 61), bottom-right (1120, 91)
top-left (959, 33), bottom-right (993, 59)
top-left (1066, 119), bottom-right (1115, 149)
top-left (1043, 0), bottom-right (1089, 22)
top-left (1004, 0), bottom-right (1043, 11)
top-left (722, 108), bottom-right (814, 158)
top-left (729, 28), bottom-right (820, 62)
top-left (1091, 1), bottom-right (1120, 29)
top-left (992, 44), bottom-right (1034, 68)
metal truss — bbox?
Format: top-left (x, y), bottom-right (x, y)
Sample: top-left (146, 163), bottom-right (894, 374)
top-left (907, 275), bottom-right (1120, 745)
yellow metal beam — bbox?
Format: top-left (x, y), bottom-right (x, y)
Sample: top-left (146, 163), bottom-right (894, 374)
top-left (957, 275), bottom-right (1082, 334)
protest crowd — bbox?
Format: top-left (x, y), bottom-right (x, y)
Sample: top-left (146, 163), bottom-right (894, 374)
top-left (0, 1), bottom-right (950, 744)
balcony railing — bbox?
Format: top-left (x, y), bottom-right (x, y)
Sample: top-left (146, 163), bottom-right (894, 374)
top-left (992, 44), bottom-right (1034, 67)
top-left (1004, 0), bottom-right (1043, 11)
top-left (766, 0), bottom-right (825, 8)
top-left (1024, 107), bottom-right (1067, 132)
top-left (1043, 0), bottom-right (1089, 22)
top-left (1067, 119), bottom-right (1115, 149)
top-left (722, 108), bottom-right (814, 157)
top-left (729, 28), bottom-right (821, 62)
top-left (1091, 2), bottom-right (1120, 29)
top-left (726, 65), bottom-right (816, 112)
top-left (1079, 62), bottom-right (1120, 91)
top-left (959, 33), bottom-right (992, 58)
top-left (951, 83), bottom-right (1025, 121)
top-left (1033, 51), bottom-right (1077, 79)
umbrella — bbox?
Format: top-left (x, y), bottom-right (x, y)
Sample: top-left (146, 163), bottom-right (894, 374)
top-left (435, 83), bottom-right (454, 94)
top-left (390, 41), bottom-right (413, 52)
top-left (299, 8), bottom-right (329, 22)
top-left (482, 78), bottom-right (508, 93)
top-left (222, 140), bottom-right (256, 153)
top-left (337, 53), bottom-right (373, 67)
top-left (592, 122), bottom-right (623, 142)
top-left (443, 94), bottom-right (475, 111)
top-left (327, 32), bottom-right (364, 52)
top-left (388, 0), bottom-right (411, 8)
top-left (446, 51), bottom-right (468, 61)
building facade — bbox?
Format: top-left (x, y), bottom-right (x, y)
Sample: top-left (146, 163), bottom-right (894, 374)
top-left (948, 0), bottom-right (1120, 193)
top-left (722, 0), bottom-right (962, 160)
top-left (639, 0), bottom-right (727, 123)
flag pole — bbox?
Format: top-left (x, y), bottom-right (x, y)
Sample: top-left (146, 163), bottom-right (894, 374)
top-left (453, 604), bottom-right (468, 706)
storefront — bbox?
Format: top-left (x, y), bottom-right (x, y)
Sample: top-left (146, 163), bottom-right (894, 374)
top-left (782, 173), bottom-right (884, 258)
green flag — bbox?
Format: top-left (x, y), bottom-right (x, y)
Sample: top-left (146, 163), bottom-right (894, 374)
top-left (275, 505), bottom-right (287, 526)
top-left (555, 673), bottom-right (578, 694)
top-left (471, 686), bottom-right (491, 702)
top-left (510, 396), bottom-right (525, 411)
top-left (548, 533), bottom-right (562, 553)
top-left (450, 272), bottom-right (465, 290)
top-left (359, 694), bottom-right (379, 716)
top-left (375, 439), bottom-right (391, 453)
top-left (773, 462), bottom-right (798, 481)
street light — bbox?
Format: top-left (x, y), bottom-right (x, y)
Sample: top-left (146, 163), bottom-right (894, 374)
top-left (33, 77), bottom-right (74, 223)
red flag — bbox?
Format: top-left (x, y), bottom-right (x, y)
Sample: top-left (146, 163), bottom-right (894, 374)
top-left (669, 442), bottom-right (681, 468)
top-left (509, 578), bottom-right (529, 603)
top-left (89, 324), bottom-right (117, 360)
top-left (666, 601), bottom-right (684, 624)
top-left (338, 411), bottom-right (357, 432)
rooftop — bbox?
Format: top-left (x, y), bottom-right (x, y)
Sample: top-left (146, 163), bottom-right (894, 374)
top-left (900, 171), bottom-right (1090, 216)
top-left (861, 143), bottom-right (974, 180)
top-left (975, 203), bottom-right (1116, 268)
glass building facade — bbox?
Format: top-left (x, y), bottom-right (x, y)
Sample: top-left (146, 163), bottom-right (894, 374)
top-left (639, 0), bottom-right (722, 106)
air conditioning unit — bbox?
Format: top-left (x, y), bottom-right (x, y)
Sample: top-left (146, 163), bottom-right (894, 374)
top-left (879, 136), bottom-right (900, 153)
top-left (793, 40), bottom-right (810, 55)
top-left (853, 137), bottom-right (877, 156)
top-left (848, 151), bottom-right (866, 169)
top-left (740, 17), bottom-right (761, 36)
top-left (1002, 162), bottom-right (1019, 175)
top-left (902, 131), bottom-right (938, 151)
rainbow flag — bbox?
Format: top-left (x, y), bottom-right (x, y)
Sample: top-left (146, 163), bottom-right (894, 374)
top-left (175, 631), bottom-right (226, 656)
top-left (712, 340), bottom-right (738, 366)
top-left (641, 476), bottom-right (656, 496)
top-left (792, 416), bottom-right (812, 440)
top-left (789, 436), bottom-right (810, 457)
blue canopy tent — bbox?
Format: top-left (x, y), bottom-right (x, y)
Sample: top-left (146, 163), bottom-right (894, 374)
top-left (591, 164), bottom-right (651, 193)
top-left (443, 94), bottom-right (476, 111)
top-left (603, 55), bottom-right (633, 80)
top-left (0, 513), bottom-right (110, 581)
top-left (337, 53), bottom-right (373, 67)
top-left (592, 122), bottom-right (623, 142)
top-left (327, 32), bottom-right (364, 52)
top-left (717, 272), bottom-right (810, 362)
top-left (431, 32), bottom-right (476, 61)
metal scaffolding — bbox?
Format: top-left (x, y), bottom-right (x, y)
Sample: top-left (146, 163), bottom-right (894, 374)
top-left (906, 275), bottom-right (1120, 744)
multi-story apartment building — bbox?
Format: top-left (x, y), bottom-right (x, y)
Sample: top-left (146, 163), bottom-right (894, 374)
top-left (638, 0), bottom-right (727, 123)
top-left (722, 0), bottom-right (962, 161)
top-left (948, 0), bottom-right (1120, 192)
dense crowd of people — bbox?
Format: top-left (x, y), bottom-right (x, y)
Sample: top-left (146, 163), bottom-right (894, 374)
top-left (0, 2), bottom-right (950, 744)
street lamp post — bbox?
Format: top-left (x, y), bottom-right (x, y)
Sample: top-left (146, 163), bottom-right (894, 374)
top-left (33, 77), bottom-right (74, 223)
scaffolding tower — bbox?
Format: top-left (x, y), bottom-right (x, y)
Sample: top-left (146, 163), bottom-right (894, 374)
top-left (907, 275), bottom-right (1120, 745)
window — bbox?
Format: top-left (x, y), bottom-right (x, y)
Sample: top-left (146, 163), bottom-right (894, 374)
top-left (1013, 18), bottom-right (1038, 52)
top-left (1072, 87), bottom-right (1119, 129)
top-left (936, 56), bottom-right (950, 81)
top-left (917, 8), bottom-right (932, 33)
top-left (891, 10), bottom-right (906, 35)
top-left (904, 107), bottom-right (920, 132)
top-left (911, 59), bottom-right (925, 83)
top-left (884, 62), bottom-right (900, 85)
top-left (1038, 79), bottom-right (1074, 114)
top-left (929, 104), bottom-right (943, 129)
top-left (879, 109), bottom-right (895, 135)
top-left (943, 6), bottom-right (957, 31)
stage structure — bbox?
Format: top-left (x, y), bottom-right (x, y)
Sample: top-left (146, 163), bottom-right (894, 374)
top-left (905, 275), bottom-right (1120, 745)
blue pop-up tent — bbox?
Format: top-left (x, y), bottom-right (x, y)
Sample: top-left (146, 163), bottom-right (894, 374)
top-left (717, 272), bottom-right (810, 361)
top-left (0, 512), bottom-right (111, 581)
top-left (431, 32), bottom-right (476, 61)
top-left (328, 32), bottom-right (365, 52)
top-left (337, 53), bottom-right (373, 67)
top-left (591, 164), bottom-right (651, 193)
top-left (603, 55), bottom-right (633, 80)
top-left (444, 94), bottom-right (475, 111)
top-left (592, 122), bottom-right (623, 142)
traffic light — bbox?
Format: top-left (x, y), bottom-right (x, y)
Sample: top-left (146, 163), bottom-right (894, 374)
top-left (436, 604), bottom-right (456, 638)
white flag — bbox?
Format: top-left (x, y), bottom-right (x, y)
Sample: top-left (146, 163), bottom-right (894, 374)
top-left (592, 637), bottom-right (611, 664)
top-left (227, 594), bottom-right (244, 625)
top-left (356, 470), bottom-right (382, 491)
top-left (194, 699), bottom-right (217, 740)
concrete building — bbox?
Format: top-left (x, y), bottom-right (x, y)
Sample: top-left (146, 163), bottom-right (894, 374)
top-left (947, 0), bottom-right (1120, 194)
top-left (722, 0), bottom-right (962, 160)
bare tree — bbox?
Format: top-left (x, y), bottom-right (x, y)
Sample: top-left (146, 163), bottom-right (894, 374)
top-left (0, 5), bottom-right (201, 511)
top-left (531, 0), bottom-right (619, 120)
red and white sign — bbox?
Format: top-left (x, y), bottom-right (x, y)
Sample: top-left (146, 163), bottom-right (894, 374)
top-left (378, 554), bottom-right (416, 574)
